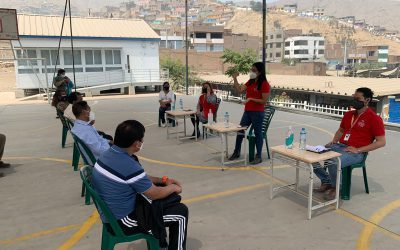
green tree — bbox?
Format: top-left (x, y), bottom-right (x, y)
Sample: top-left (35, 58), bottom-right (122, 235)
top-left (221, 49), bottom-right (257, 77)
top-left (250, 1), bottom-right (263, 12)
top-left (160, 57), bottom-right (200, 89)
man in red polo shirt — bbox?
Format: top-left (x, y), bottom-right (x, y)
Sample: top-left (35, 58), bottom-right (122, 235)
top-left (314, 87), bottom-right (386, 200)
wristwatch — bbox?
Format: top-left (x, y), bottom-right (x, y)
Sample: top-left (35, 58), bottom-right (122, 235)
top-left (162, 176), bottom-right (169, 185)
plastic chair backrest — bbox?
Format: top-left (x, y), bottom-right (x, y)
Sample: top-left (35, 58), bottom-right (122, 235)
top-left (72, 134), bottom-right (96, 166)
top-left (172, 93), bottom-right (177, 110)
top-left (249, 106), bottom-right (275, 135)
top-left (353, 152), bottom-right (369, 167)
top-left (80, 166), bottom-right (126, 237)
top-left (57, 109), bottom-right (72, 130)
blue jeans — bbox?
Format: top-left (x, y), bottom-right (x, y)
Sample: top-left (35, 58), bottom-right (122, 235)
top-left (313, 143), bottom-right (365, 187)
top-left (234, 111), bottom-right (264, 157)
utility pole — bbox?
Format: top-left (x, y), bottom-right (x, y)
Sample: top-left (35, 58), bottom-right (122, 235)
top-left (185, 0), bottom-right (189, 95)
top-left (262, 0), bottom-right (267, 65)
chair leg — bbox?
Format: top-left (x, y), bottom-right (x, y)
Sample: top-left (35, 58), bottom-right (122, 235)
top-left (72, 143), bottom-right (80, 171)
top-left (62, 126), bottom-right (68, 148)
top-left (265, 138), bottom-right (270, 159)
top-left (362, 167), bottom-right (369, 194)
top-left (341, 167), bottom-right (353, 200)
top-left (101, 225), bottom-right (115, 250)
top-left (85, 186), bottom-right (91, 205)
top-left (248, 136), bottom-right (255, 163)
top-left (81, 181), bottom-right (85, 197)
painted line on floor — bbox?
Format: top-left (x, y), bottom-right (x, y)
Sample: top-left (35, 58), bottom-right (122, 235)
top-left (0, 224), bottom-right (81, 245)
top-left (356, 200), bottom-right (400, 250)
top-left (58, 210), bottom-right (99, 250)
top-left (57, 182), bottom-right (270, 249)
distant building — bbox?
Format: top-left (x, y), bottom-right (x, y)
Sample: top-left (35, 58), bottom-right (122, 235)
top-left (266, 29), bottom-right (302, 62)
top-left (347, 45), bottom-right (389, 64)
top-left (190, 24), bottom-right (224, 52)
top-left (283, 4), bottom-right (297, 13)
top-left (224, 30), bottom-right (260, 53)
top-left (284, 35), bottom-right (325, 61)
top-left (12, 14), bottom-right (162, 92)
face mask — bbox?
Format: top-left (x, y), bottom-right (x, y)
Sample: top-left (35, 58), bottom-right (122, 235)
top-left (89, 111), bottom-right (95, 121)
top-left (164, 86), bottom-right (169, 91)
top-left (249, 72), bottom-right (257, 79)
top-left (351, 99), bottom-right (365, 110)
top-left (202, 87), bottom-right (207, 93)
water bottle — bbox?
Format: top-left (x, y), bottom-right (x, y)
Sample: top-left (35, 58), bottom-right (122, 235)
top-left (285, 126), bottom-right (294, 149)
top-left (224, 112), bottom-right (229, 128)
top-left (179, 98), bottom-right (183, 110)
top-left (299, 128), bottom-right (307, 150)
top-left (208, 110), bottom-right (214, 125)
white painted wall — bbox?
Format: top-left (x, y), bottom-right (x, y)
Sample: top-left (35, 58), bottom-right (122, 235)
top-left (12, 37), bottom-right (160, 89)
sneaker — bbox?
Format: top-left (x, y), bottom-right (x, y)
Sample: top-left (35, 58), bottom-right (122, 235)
top-left (323, 188), bottom-right (336, 200)
top-left (161, 123), bottom-right (166, 128)
top-left (228, 151), bottom-right (240, 161)
top-left (0, 173), bottom-right (4, 178)
top-left (313, 183), bottom-right (332, 193)
top-left (0, 162), bottom-right (10, 168)
top-left (250, 156), bottom-right (262, 165)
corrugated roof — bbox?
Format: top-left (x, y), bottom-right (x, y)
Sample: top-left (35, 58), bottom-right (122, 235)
top-left (199, 74), bottom-right (400, 97)
top-left (17, 14), bottom-right (160, 40)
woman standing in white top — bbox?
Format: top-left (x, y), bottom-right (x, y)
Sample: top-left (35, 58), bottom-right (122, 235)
top-left (159, 82), bottom-right (175, 127)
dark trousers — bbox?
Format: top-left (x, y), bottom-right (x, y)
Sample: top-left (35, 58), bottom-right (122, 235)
top-left (0, 133), bottom-right (5, 161)
top-left (118, 203), bottom-right (189, 250)
top-left (234, 111), bottom-right (264, 157)
top-left (159, 106), bottom-right (171, 124)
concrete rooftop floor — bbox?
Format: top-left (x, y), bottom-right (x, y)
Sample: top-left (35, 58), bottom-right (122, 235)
top-left (0, 94), bottom-right (399, 250)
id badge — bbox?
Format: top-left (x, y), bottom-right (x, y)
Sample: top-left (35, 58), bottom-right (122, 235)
top-left (344, 134), bottom-right (351, 141)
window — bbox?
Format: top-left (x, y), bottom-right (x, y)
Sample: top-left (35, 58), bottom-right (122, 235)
top-left (194, 44), bottom-right (206, 52)
top-left (368, 51), bottom-right (375, 57)
top-left (276, 52), bottom-right (281, 57)
top-left (211, 33), bottom-right (223, 39)
top-left (285, 42), bottom-right (290, 47)
top-left (277, 34), bottom-right (282, 39)
top-left (319, 40), bottom-right (325, 46)
top-left (105, 50), bottom-right (122, 65)
top-left (285, 50), bottom-right (290, 55)
top-left (269, 53), bottom-right (273, 58)
top-left (16, 49), bottom-right (38, 66)
top-left (276, 43), bottom-right (282, 48)
top-left (160, 40), bottom-right (167, 48)
top-left (86, 67), bottom-right (104, 72)
top-left (294, 40), bottom-right (308, 46)
top-left (63, 50), bottom-right (82, 65)
top-left (175, 41), bottom-right (183, 49)
top-left (41, 50), bottom-right (59, 65)
top-left (294, 49), bottom-right (308, 55)
top-left (270, 35), bottom-right (274, 39)
top-left (85, 50), bottom-right (102, 65)
top-left (195, 32), bottom-right (207, 39)
top-left (269, 44), bottom-right (273, 48)
top-left (318, 50), bottom-right (325, 55)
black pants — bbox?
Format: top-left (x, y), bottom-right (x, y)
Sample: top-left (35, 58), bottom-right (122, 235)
top-left (159, 106), bottom-right (172, 124)
top-left (118, 203), bottom-right (189, 250)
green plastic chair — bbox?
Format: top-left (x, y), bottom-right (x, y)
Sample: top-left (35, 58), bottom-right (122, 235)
top-left (247, 106), bottom-right (275, 162)
top-left (341, 153), bottom-right (369, 200)
top-left (56, 109), bottom-right (81, 171)
top-left (72, 134), bottom-right (96, 205)
top-left (80, 166), bottom-right (160, 250)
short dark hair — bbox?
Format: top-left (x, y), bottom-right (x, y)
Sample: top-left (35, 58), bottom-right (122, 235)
top-left (163, 81), bottom-right (169, 87)
top-left (114, 120), bottom-right (145, 148)
top-left (72, 101), bottom-right (89, 118)
top-left (67, 92), bottom-right (82, 104)
top-left (356, 87), bottom-right (374, 100)
top-left (57, 69), bottom-right (66, 76)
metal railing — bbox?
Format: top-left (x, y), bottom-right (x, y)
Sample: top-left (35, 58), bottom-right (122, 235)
top-left (269, 99), bottom-right (349, 117)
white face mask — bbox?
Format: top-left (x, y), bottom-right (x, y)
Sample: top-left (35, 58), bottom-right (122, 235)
top-left (249, 72), bottom-right (257, 79)
top-left (89, 111), bottom-right (95, 122)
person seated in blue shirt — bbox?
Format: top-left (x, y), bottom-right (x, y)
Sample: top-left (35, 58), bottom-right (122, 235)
top-left (71, 101), bottom-right (112, 159)
top-left (92, 120), bottom-right (188, 250)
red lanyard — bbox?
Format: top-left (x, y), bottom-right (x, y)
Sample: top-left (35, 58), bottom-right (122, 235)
top-left (350, 111), bottom-right (365, 131)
